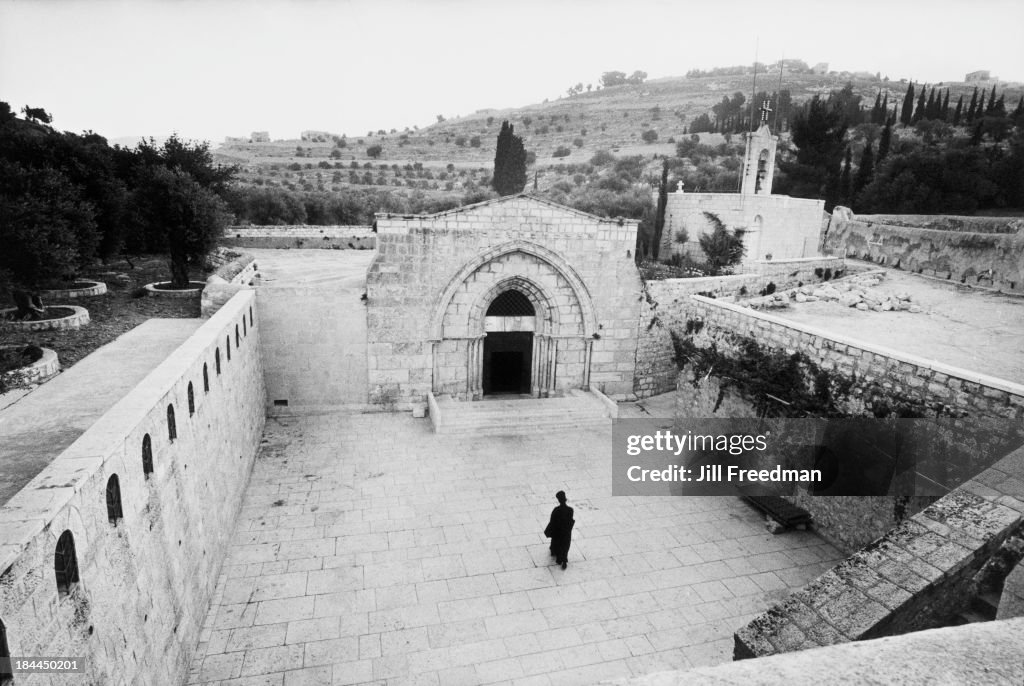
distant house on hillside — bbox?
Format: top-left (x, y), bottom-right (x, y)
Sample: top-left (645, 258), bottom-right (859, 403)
top-left (251, 131), bottom-right (270, 143)
top-left (965, 70), bottom-right (992, 82)
top-left (811, 62), bottom-right (829, 75)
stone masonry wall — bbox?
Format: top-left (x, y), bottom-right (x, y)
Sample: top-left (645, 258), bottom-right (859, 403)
top-left (631, 257), bottom-right (845, 398)
top-left (0, 291), bottom-right (266, 685)
top-left (660, 192), bottom-right (825, 264)
top-left (734, 444), bottom-right (1024, 659)
top-left (673, 374), bottom-right (936, 553)
top-left (366, 196), bottom-right (643, 406)
top-left (686, 295), bottom-right (1024, 420)
top-left (221, 225), bottom-right (376, 251)
top-left (824, 213), bottom-right (1024, 292)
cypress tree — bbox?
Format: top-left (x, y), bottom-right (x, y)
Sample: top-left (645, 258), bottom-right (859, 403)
top-left (970, 122), bottom-right (983, 146)
top-left (941, 89), bottom-right (950, 120)
top-left (839, 146), bottom-right (853, 206)
top-left (881, 92), bottom-right (889, 122)
top-left (878, 123), bottom-right (892, 161)
top-left (871, 93), bottom-right (883, 124)
top-left (925, 87), bottom-right (936, 120)
top-left (912, 85), bottom-right (927, 123)
top-left (900, 82), bottom-right (915, 125)
top-left (853, 142), bottom-right (874, 205)
top-left (953, 94), bottom-right (964, 125)
top-left (1014, 96), bottom-right (1024, 120)
top-left (992, 95), bottom-right (1006, 117)
top-left (966, 87), bottom-right (979, 123)
top-left (652, 159), bottom-right (669, 259)
top-left (987, 85), bottom-right (998, 114)
top-left (977, 90), bottom-right (987, 119)
top-left (492, 121), bottom-right (527, 196)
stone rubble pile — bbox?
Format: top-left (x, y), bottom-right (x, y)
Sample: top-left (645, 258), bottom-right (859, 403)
top-left (748, 273), bottom-right (924, 313)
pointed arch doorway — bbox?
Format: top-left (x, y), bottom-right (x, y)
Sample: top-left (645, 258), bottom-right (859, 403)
top-left (482, 289), bottom-right (534, 395)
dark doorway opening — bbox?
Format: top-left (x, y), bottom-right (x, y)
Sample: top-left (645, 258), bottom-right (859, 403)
top-left (483, 332), bottom-right (533, 395)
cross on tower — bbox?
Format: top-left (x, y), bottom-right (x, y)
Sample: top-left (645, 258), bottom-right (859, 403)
top-left (759, 99), bottom-right (773, 126)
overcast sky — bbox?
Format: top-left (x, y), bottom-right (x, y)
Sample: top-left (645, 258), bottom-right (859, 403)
top-left (2, 0), bottom-right (1022, 144)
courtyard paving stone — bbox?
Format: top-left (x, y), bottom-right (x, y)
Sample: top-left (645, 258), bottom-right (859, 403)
top-left (188, 411), bottom-right (843, 685)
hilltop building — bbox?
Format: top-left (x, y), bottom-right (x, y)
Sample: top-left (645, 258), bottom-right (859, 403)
top-left (965, 70), bottom-right (992, 82)
top-left (658, 100), bottom-right (826, 264)
top-left (250, 131), bottom-right (270, 142)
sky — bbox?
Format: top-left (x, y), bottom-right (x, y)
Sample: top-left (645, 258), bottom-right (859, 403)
top-left (2, 0), bottom-right (1022, 144)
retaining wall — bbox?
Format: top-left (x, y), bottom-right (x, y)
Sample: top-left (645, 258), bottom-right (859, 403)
top-left (686, 295), bottom-right (1024, 420)
top-left (824, 213), bottom-right (1024, 292)
top-left (734, 444), bottom-right (1024, 658)
top-left (220, 225), bottom-right (375, 250)
top-left (201, 248), bottom-right (259, 317)
top-left (632, 257), bottom-right (845, 398)
top-left (0, 291), bottom-right (266, 685)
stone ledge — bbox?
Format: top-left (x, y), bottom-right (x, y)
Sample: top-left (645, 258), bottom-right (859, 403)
top-left (689, 294), bottom-right (1024, 397)
top-left (734, 445), bottom-right (1024, 659)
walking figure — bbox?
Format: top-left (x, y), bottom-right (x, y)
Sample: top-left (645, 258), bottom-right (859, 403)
top-left (544, 490), bottom-right (575, 569)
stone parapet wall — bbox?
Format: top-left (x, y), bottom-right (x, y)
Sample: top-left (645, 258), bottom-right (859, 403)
top-left (221, 225), bottom-right (375, 250)
top-left (610, 617), bottom-right (1024, 685)
top-left (0, 291), bottom-right (266, 685)
top-left (631, 257), bottom-right (845, 399)
top-left (734, 445), bottom-right (1024, 658)
top-left (855, 214), bottom-right (1023, 234)
top-left (686, 295), bottom-right (1024, 419)
top-left (824, 214), bottom-right (1024, 292)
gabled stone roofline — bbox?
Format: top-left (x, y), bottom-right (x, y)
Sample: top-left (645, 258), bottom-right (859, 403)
top-left (374, 193), bottom-right (640, 226)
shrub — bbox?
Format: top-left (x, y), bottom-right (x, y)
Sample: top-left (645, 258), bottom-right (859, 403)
top-left (367, 144), bottom-right (382, 159)
top-left (641, 129), bottom-right (658, 143)
top-left (698, 212), bottom-right (746, 274)
top-left (552, 146), bottom-right (571, 158)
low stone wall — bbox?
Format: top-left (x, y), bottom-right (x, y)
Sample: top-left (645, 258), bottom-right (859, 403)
top-left (824, 212), bottom-right (1024, 292)
top-left (734, 444), bottom-right (1024, 658)
top-left (686, 295), bottom-right (1024, 420)
top-left (0, 291), bottom-right (266, 684)
top-left (220, 225), bottom-right (376, 250)
top-left (201, 248), bottom-right (259, 317)
top-left (609, 617), bottom-right (1024, 685)
top-left (632, 257), bottom-right (845, 398)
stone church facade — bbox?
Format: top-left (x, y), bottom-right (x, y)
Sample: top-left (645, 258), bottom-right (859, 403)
top-left (659, 103), bottom-right (826, 264)
top-left (366, 195), bottom-right (643, 406)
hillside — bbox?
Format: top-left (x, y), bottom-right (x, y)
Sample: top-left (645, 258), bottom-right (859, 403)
top-left (213, 66), bottom-right (1023, 219)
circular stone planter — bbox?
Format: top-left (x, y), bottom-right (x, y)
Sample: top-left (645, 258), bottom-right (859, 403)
top-left (39, 280), bottom-right (107, 299)
top-left (143, 281), bottom-right (206, 298)
top-left (0, 306), bottom-right (90, 331)
top-left (0, 346), bottom-right (59, 386)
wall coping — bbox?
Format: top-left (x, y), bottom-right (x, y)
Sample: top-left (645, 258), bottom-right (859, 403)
top-left (0, 290), bottom-right (257, 574)
top-left (690, 294), bottom-right (1024, 397)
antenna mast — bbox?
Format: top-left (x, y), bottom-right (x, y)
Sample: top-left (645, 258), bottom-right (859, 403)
top-left (774, 53), bottom-right (785, 131)
top-left (750, 38), bottom-right (759, 132)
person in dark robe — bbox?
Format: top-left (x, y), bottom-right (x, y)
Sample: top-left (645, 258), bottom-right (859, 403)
top-left (544, 490), bottom-right (575, 569)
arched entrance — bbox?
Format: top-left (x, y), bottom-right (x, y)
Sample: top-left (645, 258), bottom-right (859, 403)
top-left (428, 241), bottom-right (599, 400)
top-left (482, 290), bottom-right (534, 395)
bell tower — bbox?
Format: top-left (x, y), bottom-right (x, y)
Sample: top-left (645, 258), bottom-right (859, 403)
top-left (740, 99), bottom-right (778, 196)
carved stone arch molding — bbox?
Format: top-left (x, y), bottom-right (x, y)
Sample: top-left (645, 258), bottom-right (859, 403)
top-left (428, 240), bottom-right (599, 398)
top-left (427, 240), bottom-right (598, 341)
top-left (469, 275), bottom-right (560, 336)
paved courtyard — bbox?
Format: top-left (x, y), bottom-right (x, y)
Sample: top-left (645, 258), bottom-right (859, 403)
top-left (187, 410), bottom-right (842, 686)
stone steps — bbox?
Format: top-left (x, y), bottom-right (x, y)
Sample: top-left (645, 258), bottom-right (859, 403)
top-left (430, 389), bottom-right (614, 435)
